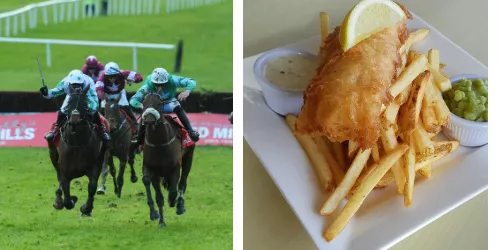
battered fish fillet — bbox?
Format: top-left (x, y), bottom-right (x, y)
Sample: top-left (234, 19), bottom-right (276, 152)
top-left (295, 20), bottom-right (409, 149)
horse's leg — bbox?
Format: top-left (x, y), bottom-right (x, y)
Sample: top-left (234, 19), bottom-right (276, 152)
top-left (53, 170), bottom-right (64, 210)
top-left (116, 158), bottom-right (126, 198)
top-left (49, 145), bottom-right (64, 210)
top-left (142, 167), bottom-right (160, 221)
top-left (107, 154), bottom-right (119, 197)
top-left (177, 147), bottom-right (194, 215)
top-left (80, 169), bottom-right (99, 216)
top-left (97, 152), bottom-right (110, 195)
top-left (61, 175), bottom-right (77, 210)
top-left (151, 175), bottom-right (166, 228)
top-left (167, 165), bottom-right (181, 208)
top-left (128, 145), bottom-right (138, 183)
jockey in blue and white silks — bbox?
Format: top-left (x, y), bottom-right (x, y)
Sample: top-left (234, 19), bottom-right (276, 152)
top-left (39, 69), bottom-right (111, 142)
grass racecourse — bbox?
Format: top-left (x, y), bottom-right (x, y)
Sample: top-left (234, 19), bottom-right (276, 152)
top-left (0, 0), bottom-right (233, 92)
top-left (0, 147), bottom-right (233, 249)
top-left (0, 1), bottom-right (233, 249)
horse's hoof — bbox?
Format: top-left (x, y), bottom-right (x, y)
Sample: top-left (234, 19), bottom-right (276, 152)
top-left (176, 207), bottom-right (186, 215)
top-left (53, 199), bottom-right (64, 210)
top-left (115, 191), bottom-right (121, 198)
top-left (70, 196), bottom-right (78, 204)
top-left (158, 222), bottom-right (166, 228)
top-left (150, 211), bottom-right (160, 221)
top-left (168, 199), bottom-right (176, 208)
top-left (80, 204), bottom-right (89, 215)
top-left (64, 200), bottom-right (75, 210)
top-left (97, 187), bottom-right (105, 195)
top-left (81, 212), bottom-right (92, 217)
top-left (130, 175), bottom-right (138, 183)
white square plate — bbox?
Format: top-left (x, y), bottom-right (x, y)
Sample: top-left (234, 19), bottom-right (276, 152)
top-left (243, 11), bottom-right (488, 250)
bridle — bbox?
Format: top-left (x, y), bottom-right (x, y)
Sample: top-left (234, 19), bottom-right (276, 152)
top-left (61, 92), bottom-right (94, 148)
top-left (142, 93), bottom-right (179, 148)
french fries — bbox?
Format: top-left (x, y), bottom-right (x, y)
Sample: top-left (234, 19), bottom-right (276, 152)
top-left (286, 14), bottom-right (464, 243)
top-left (320, 12), bottom-right (329, 46)
top-left (323, 144), bottom-right (409, 242)
top-left (348, 140), bottom-right (360, 159)
top-left (382, 102), bottom-right (400, 129)
top-left (413, 121), bottom-right (435, 155)
top-left (389, 54), bottom-right (428, 98)
top-left (285, 115), bottom-right (335, 192)
top-left (428, 64), bottom-right (452, 92)
top-left (320, 148), bottom-right (371, 215)
top-left (400, 29), bottom-right (430, 55)
top-left (330, 141), bottom-right (349, 171)
top-left (432, 82), bottom-right (451, 125)
top-left (315, 137), bottom-right (346, 186)
top-left (418, 166), bottom-right (432, 178)
top-left (421, 98), bottom-right (440, 132)
top-left (403, 138), bottom-right (416, 207)
top-left (371, 142), bottom-right (380, 163)
top-left (400, 71), bottom-right (430, 134)
top-left (380, 127), bottom-right (407, 194)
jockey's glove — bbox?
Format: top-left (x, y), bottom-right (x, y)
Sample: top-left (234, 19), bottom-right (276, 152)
top-left (39, 86), bottom-right (48, 96)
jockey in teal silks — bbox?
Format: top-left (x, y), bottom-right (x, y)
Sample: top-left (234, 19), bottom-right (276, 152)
top-left (130, 68), bottom-right (200, 145)
top-left (39, 69), bottom-right (111, 142)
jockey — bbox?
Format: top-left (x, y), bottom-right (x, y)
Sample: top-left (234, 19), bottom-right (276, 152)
top-left (95, 62), bottom-right (143, 131)
top-left (81, 55), bottom-right (105, 83)
top-left (39, 69), bottom-right (111, 142)
top-left (130, 67), bottom-right (200, 144)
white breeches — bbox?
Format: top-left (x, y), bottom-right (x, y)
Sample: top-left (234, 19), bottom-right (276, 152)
top-left (100, 89), bottom-right (129, 107)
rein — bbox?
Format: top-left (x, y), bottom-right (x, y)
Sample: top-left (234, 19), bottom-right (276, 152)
top-left (143, 119), bottom-right (179, 148)
top-left (142, 93), bottom-right (180, 148)
top-left (62, 91), bottom-right (94, 148)
top-left (106, 107), bottom-right (137, 146)
top-left (60, 120), bottom-right (94, 148)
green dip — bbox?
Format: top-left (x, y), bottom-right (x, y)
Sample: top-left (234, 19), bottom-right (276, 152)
top-left (443, 78), bottom-right (488, 122)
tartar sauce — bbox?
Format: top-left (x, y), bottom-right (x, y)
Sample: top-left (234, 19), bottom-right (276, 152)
top-left (264, 54), bottom-right (318, 92)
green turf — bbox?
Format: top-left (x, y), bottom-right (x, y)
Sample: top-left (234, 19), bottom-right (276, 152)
top-left (0, 1), bottom-right (233, 92)
top-left (0, 146), bottom-right (233, 249)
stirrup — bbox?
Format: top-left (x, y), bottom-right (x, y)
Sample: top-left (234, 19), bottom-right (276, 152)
top-left (44, 131), bottom-right (56, 142)
top-left (188, 131), bottom-right (200, 142)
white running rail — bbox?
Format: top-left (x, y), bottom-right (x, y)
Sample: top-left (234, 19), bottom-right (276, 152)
top-left (0, 0), bottom-right (229, 37)
top-left (0, 37), bottom-right (176, 71)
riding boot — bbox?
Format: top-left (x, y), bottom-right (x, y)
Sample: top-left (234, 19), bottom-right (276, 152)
top-left (93, 113), bottom-right (111, 141)
top-left (45, 111), bottom-right (66, 142)
top-left (174, 106), bottom-right (199, 142)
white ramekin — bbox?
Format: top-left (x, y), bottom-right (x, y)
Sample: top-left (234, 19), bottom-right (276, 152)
top-left (442, 74), bottom-right (488, 147)
top-left (253, 48), bottom-right (317, 116)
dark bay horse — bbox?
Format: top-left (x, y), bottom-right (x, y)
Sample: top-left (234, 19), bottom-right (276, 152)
top-left (140, 91), bottom-right (196, 227)
top-left (101, 98), bottom-right (138, 198)
top-left (47, 84), bottom-right (106, 216)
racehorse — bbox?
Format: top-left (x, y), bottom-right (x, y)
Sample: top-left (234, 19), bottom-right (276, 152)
top-left (140, 91), bottom-right (196, 227)
top-left (101, 97), bottom-right (138, 198)
top-left (47, 84), bottom-right (107, 216)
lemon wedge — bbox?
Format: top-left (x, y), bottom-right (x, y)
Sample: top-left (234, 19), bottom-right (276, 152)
top-left (339, 0), bottom-right (407, 51)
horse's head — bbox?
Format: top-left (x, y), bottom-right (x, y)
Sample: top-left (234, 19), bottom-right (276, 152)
top-left (141, 90), bottom-right (163, 125)
top-left (104, 97), bottom-right (120, 131)
top-left (67, 84), bottom-right (90, 125)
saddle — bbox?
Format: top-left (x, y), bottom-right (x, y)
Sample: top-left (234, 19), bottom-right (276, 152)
top-left (49, 114), bottom-right (109, 147)
top-left (140, 114), bottom-right (193, 148)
